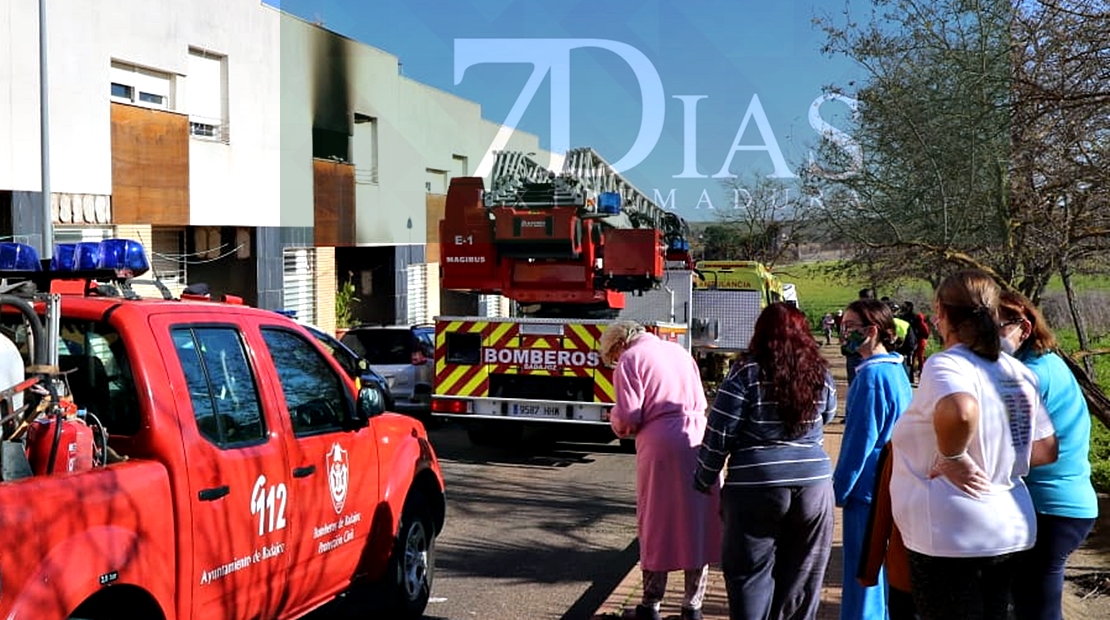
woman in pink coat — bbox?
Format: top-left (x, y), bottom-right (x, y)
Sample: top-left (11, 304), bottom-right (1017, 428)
top-left (600, 321), bottom-right (721, 620)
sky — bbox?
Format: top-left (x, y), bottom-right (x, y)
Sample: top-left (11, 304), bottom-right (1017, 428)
top-left (267, 0), bottom-right (870, 221)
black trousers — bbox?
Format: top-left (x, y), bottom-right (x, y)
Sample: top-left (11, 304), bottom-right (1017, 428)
top-left (907, 550), bottom-right (1018, 620)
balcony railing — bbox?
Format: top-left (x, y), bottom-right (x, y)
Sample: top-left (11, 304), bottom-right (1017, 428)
top-left (189, 115), bottom-right (230, 144)
top-left (355, 164), bottom-right (379, 185)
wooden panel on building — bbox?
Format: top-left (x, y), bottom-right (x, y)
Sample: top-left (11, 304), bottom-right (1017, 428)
top-left (314, 159), bottom-right (356, 246)
top-left (425, 192), bottom-right (446, 264)
top-left (111, 103), bottom-right (190, 225)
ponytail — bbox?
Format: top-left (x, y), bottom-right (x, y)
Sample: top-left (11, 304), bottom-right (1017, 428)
top-left (935, 271), bottom-right (1002, 362)
top-left (966, 305), bottom-right (1001, 360)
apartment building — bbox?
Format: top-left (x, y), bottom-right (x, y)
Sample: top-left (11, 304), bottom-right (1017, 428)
top-left (1, 0), bottom-right (545, 331)
top-left (279, 13), bottom-right (546, 327)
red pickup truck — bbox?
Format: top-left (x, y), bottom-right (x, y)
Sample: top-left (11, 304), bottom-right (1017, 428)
top-left (0, 240), bottom-right (445, 620)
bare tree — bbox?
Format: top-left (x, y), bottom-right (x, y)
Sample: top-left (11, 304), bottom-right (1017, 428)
top-left (1011, 0), bottom-right (1110, 371)
top-left (699, 174), bottom-right (811, 269)
top-left (810, 0), bottom-right (1014, 285)
top-left (811, 0), bottom-right (1110, 370)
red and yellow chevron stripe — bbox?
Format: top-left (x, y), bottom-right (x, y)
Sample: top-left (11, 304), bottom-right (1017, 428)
top-left (435, 320), bottom-right (516, 398)
top-left (593, 366), bottom-right (615, 403)
top-left (434, 318), bottom-right (661, 405)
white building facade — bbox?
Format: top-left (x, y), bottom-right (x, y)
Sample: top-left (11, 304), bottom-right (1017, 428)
top-left (0, 0), bottom-right (542, 329)
top-left (278, 14), bottom-right (545, 325)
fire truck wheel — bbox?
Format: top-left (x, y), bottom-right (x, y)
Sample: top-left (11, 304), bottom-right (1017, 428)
top-left (387, 491), bottom-right (436, 619)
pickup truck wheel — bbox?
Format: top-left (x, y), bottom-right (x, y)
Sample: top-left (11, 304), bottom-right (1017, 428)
top-left (388, 491), bottom-right (436, 619)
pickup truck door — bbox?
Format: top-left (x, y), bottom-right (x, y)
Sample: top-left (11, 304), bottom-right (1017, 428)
top-left (254, 323), bottom-right (381, 614)
top-left (153, 319), bottom-right (292, 620)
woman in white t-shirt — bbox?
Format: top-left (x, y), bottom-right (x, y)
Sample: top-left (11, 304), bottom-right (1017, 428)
top-left (889, 270), bottom-right (1058, 620)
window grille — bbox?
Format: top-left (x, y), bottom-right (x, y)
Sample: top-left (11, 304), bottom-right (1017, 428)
top-left (406, 264), bottom-right (429, 325)
top-left (283, 247), bottom-right (317, 325)
top-left (151, 229), bottom-right (187, 284)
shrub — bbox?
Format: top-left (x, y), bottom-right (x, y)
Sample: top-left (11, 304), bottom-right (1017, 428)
top-left (1040, 290), bottom-right (1110, 341)
top-left (335, 276), bottom-right (360, 330)
top-left (1055, 329), bottom-right (1110, 493)
top-left (1091, 420), bottom-right (1110, 493)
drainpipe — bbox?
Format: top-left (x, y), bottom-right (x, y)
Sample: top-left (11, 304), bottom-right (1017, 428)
top-left (39, 0), bottom-right (53, 260)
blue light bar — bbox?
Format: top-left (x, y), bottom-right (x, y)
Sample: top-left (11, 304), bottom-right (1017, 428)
top-left (275, 309), bottom-right (298, 318)
top-left (51, 243), bottom-right (77, 271)
top-left (97, 239), bottom-right (150, 277)
top-left (668, 238), bottom-right (690, 252)
top-left (0, 242), bottom-right (42, 271)
top-left (72, 241), bottom-right (103, 271)
top-left (598, 192), bottom-right (622, 215)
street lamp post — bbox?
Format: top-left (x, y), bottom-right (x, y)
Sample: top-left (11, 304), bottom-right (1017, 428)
top-left (39, 0), bottom-right (53, 260)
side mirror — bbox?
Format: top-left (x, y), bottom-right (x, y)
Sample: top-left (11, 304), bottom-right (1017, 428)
top-left (356, 384), bottom-right (388, 422)
top-left (357, 358), bottom-right (370, 372)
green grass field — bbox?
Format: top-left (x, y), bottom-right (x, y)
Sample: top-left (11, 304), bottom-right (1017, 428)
top-left (779, 260), bottom-right (1110, 492)
top-left (778, 261), bottom-right (932, 328)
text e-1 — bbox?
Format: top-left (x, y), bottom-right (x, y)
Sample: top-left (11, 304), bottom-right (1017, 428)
top-left (454, 234), bottom-right (474, 245)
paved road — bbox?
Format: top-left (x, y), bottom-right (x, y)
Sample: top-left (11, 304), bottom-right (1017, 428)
top-left (421, 421), bottom-right (640, 620)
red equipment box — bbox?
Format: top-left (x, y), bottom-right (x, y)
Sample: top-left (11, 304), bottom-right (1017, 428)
top-left (603, 228), bottom-right (664, 286)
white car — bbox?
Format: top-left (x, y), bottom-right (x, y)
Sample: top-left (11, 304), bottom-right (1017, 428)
top-left (340, 324), bottom-right (434, 418)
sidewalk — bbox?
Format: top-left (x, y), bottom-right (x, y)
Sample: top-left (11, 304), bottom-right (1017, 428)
top-left (590, 342), bottom-right (1110, 620)
top-left (589, 429), bottom-right (845, 620)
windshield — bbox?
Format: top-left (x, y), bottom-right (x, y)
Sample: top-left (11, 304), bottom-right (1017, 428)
top-left (342, 329), bottom-right (413, 365)
top-left (304, 325), bottom-right (359, 378)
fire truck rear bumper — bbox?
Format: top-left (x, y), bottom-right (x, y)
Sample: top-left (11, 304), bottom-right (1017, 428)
top-left (432, 396), bottom-right (613, 425)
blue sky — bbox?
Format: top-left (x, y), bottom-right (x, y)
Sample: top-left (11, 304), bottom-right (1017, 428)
top-left (269, 0), bottom-right (868, 221)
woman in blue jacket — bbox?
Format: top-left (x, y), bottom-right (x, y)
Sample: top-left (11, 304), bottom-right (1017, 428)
top-left (999, 291), bottom-right (1098, 620)
top-left (833, 299), bottom-right (913, 620)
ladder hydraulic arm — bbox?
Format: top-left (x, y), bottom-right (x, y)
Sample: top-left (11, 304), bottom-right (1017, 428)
top-left (439, 148), bottom-right (693, 316)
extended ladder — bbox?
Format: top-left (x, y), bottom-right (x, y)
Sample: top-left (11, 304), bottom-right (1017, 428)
top-left (483, 151), bottom-right (585, 209)
top-left (482, 147), bottom-right (677, 230)
top-left (560, 147), bottom-right (668, 229)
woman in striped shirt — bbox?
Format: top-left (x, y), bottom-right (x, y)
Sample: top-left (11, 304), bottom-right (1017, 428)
top-left (695, 302), bottom-right (838, 620)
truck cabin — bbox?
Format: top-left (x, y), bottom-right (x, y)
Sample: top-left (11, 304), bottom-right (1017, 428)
top-left (693, 260), bottom-right (784, 304)
top-left (0, 238), bottom-right (230, 479)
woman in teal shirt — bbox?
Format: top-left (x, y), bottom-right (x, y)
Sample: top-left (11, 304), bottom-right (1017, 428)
top-left (999, 291), bottom-right (1098, 620)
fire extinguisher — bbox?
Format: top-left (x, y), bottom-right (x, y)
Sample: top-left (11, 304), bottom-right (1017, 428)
top-left (26, 406), bottom-right (95, 475)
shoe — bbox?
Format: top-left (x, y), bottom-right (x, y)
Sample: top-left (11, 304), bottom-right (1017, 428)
top-left (634, 604), bottom-right (662, 620)
top-left (681, 608), bottom-right (703, 620)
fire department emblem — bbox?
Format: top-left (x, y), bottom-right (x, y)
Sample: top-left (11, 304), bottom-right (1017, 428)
top-left (326, 443), bottom-right (349, 514)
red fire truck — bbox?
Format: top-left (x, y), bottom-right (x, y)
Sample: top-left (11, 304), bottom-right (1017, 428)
top-left (0, 239), bottom-right (444, 620)
top-left (434, 148), bottom-right (693, 446)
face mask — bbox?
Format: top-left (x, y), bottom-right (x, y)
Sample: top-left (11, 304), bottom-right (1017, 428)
top-left (1000, 336), bottom-right (1017, 356)
top-left (843, 329), bottom-right (867, 354)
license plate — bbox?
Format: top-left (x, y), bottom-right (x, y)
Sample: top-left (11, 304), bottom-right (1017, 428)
top-left (510, 404), bottom-right (563, 419)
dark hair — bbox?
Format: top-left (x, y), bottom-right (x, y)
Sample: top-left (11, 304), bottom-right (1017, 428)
top-left (998, 290), bottom-right (1057, 355)
top-left (183, 282), bottom-right (211, 297)
top-left (859, 288), bottom-right (876, 299)
top-left (846, 298), bottom-right (898, 351)
top-left (749, 302), bottom-right (830, 438)
top-left (935, 269), bottom-right (1001, 360)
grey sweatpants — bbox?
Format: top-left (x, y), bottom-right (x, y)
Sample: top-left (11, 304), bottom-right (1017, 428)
top-left (719, 482), bottom-right (834, 620)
